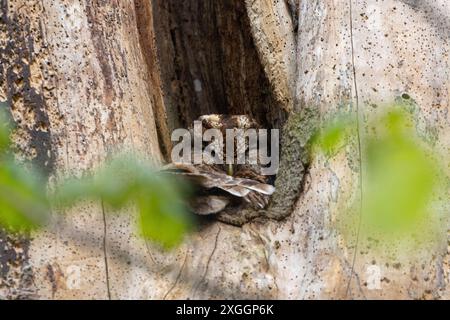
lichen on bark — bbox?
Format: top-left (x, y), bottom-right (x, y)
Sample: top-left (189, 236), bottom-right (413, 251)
top-left (265, 106), bottom-right (319, 220)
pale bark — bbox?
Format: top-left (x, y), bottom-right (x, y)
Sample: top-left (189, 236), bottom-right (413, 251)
top-left (1, 0), bottom-right (162, 299)
top-left (0, 0), bottom-right (448, 299)
top-left (244, 0), bottom-right (297, 112)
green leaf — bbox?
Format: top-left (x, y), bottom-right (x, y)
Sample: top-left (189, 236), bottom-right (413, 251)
top-left (137, 175), bottom-right (192, 249)
top-left (331, 107), bottom-right (445, 251)
top-left (0, 160), bottom-right (50, 231)
top-left (363, 110), bottom-right (438, 233)
top-left (0, 104), bottom-right (12, 155)
top-left (313, 114), bottom-right (354, 157)
top-left (52, 155), bottom-right (193, 249)
top-left (51, 177), bottom-right (96, 207)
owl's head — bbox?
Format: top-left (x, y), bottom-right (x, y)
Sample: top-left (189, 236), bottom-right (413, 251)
top-left (193, 114), bottom-right (261, 176)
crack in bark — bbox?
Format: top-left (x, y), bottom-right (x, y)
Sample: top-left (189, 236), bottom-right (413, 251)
top-left (144, 240), bottom-right (159, 267)
top-left (101, 201), bottom-right (112, 300)
top-left (163, 251), bottom-right (188, 300)
top-left (39, 219), bottom-right (278, 299)
top-left (253, 231), bottom-right (271, 271)
top-left (341, 250), bottom-right (367, 299)
top-left (345, 0), bottom-right (364, 299)
top-left (193, 225), bottom-right (221, 298)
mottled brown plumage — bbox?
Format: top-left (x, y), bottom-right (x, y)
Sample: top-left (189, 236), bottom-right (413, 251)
top-left (163, 114), bottom-right (275, 223)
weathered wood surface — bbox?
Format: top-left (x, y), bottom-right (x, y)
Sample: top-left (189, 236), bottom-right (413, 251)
top-left (149, 0), bottom-right (450, 299)
top-left (135, 0), bottom-right (450, 300)
top-left (149, 0), bottom-right (286, 142)
top-left (244, 0), bottom-right (297, 112)
top-left (0, 0), bottom-right (448, 299)
top-left (1, 0), bottom-right (162, 299)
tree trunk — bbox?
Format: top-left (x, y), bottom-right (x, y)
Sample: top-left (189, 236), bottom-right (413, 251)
top-left (1, 0), bottom-right (162, 299)
top-left (0, 0), bottom-right (448, 299)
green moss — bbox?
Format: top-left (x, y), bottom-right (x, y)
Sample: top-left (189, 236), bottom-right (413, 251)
top-left (265, 106), bottom-right (320, 220)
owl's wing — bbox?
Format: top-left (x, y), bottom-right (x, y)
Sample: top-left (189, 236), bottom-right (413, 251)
top-left (162, 163), bottom-right (274, 195)
top-left (189, 195), bottom-right (230, 215)
top-left (225, 177), bottom-right (275, 195)
top-left (161, 163), bottom-right (275, 214)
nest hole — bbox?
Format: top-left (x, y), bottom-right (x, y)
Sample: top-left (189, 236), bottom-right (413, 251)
top-left (136, 0), bottom-right (293, 225)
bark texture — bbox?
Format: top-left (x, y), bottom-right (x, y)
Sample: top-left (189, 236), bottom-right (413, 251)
top-left (149, 0), bottom-right (287, 143)
top-left (1, 0), bottom-right (162, 299)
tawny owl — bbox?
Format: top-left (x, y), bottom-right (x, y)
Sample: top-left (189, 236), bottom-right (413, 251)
top-left (162, 114), bottom-right (275, 225)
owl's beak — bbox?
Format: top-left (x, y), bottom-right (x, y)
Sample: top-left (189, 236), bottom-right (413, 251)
top-left (227, 164), bottom-right (234, 176)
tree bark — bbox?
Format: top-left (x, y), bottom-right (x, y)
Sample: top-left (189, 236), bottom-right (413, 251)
top-left (0, 0), bottom-right (448, 299)
top-left (1, 0), bottom-right (162, 299)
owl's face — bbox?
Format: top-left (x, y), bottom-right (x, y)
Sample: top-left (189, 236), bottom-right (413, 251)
top-left (193, 114), bottom-right (262, 177)
top-left (166, 114), bottom-right (275, 219)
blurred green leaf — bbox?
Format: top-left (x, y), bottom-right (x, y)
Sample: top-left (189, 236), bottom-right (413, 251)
top-left (0, 105), bottom-right (50, 231)
top-left (0, 160), bottom-right (50, 231)
top-left (51, 177), bottom-right (95, 207)
top-left (52, 155), bottom-right (192, 249)
top-left (316, 106), bottom-right (444, 245)
top-left (137, 175), bottom-right (191, 249)
top-left (313, 114), bottom-right (354, 157)
top-left (363, 110), bottom-right (438, 233)
top-left (97, 156), bottom-right (192, 249)
top-left (0, 104), bottom-right (12, 154)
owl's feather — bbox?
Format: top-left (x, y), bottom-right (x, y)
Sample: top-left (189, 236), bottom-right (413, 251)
top-left (189, 196), bottom-right (230, 215)
top-left (162, 114), bottom-right (275, 218)
top-left (162, 163), bottom-right (274, 197)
